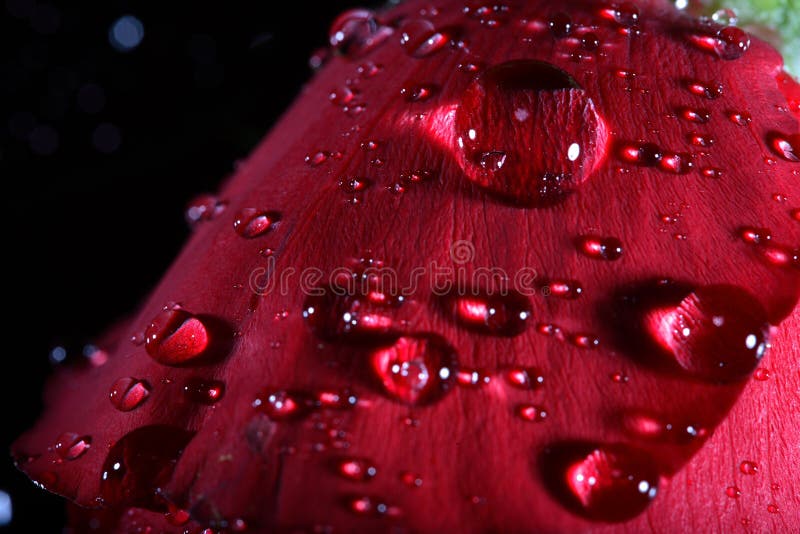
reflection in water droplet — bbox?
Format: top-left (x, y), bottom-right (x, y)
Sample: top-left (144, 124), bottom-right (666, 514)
top-left (445, 289), bottom-right (532, 336)
top-left (253, 389), bottom-right (313, 420)
top-left (53, 433), bottom-right (91, 461)
top-left (455, 60), bottom-right (608, 206)
top-left (109, 377), bottom-right (151, 412)
top-left (329, 9), bottom-right (392, 58)
top-left (726, 485), bottom-right (741, 498)
top-left (740, 460), bottom-right (758, 475)
top-left (370, 334), bottom-right (457, 405)
top-left (768, 132), bottom-right (800, 162)
top-left (399, 19), bottom-right (450, 58)
top-left (505, 367), bottom-right (544, 390)
top-left (337, 458), bottom-right (377, 481)
top-left (517, 404), bottom-right (548, 422)
top-left (185, 195), bottom-right (226, 227)
top-left (183, 378), bottom-right (225, 404)
top-left (233, 208), bottom-right (281, 238)
top-left (715, 27), bottom-right (750, 60)
top-left (145, 306), bottom-right (210, 365)
top-left (577, 235), bottom-right (623, 261)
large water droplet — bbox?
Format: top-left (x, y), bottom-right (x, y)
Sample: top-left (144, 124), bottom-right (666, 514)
top-left (233, 208), bottom-right (281, 238)
top-left (444, 289), bottom-right (532, 336)
top-left (100, 425), bottom-right (194, 508)
top-left (53, 432), bottom-right (91, 461)
top-left (545, 444), bottom-right (659, 522)
top-left (144, 306), bottom-right (210, 365)
top-left (715, 27), bottom-right (750, 60)
top-left (549, 12), bottom-right (573, 38)
top-left (369, 334), bottom-right (457, 405)
top-left (109, 377), bottom-right (151, 412)
top-left (647, 285), bottom-right (770, 382)
top-left (455, 60), bottom-right (608, 206)
top-left (328, 9), bottom-right (392, 58)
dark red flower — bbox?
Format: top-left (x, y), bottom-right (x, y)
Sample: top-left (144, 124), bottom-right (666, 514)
top-left (13, 0), bottom-right (800, 532)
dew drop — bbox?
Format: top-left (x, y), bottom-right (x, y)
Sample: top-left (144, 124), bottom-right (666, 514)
top-left (456, 368), bottom-right (491, 387)
top-left (455, 60), bottom-right (608, 206)
top-left (183, 378), bottom-right (225, 404)
top-left (767, 503), bottom-right (780, 514)
top-left (303, 283), bottom-right (401, 341)
top-left (109, 377), bottom-right (151, 412)
top-left (165, 503), bottom-right (191, 526)
top-left (686, 80), bottom-right (723, 99)
top-left (445, 289), bottom-right (532, 336)
top-left (688, 133), bottom-right (714, 147)
top-left (337, 458), bottom-right (377, 481)
top-left (505, 367), bottom-right (544, 389)
top-left (329, 9), bottom-right (392, 58)
top-left (401, 82), bottom-right (436, 103)
top-left (679, 107), bottom-right (710, 124)
top-left (768, 132), bottom-right (800, 162)
top-left (571, 333), bottom-right (600, 349)
top-left (715, 27), bottom-right (750, 60)
top-left (613, 3), bottom-right (640, 27)
top-left (617, 141), bottom-right (662, 166)
top-left (253, 389), bottom-right (313, 420)
top-left (659, 152), bottom-right (693, 174)
top-left (581, 33), bottom-right (600, 51)
top-left (144, 305), bottom-right (210, 365)
top-left (726, 485), bottom-right (741, 498)
top-left (577, 235), bottom-right (623, 261)
top-left (555, 444), bottom-right (660, 522)
top-left (369, 334), bottom-right (457, 405)
top-left (338, 176), bottom-right (373, 204)
top-left (100, 425), bottom-right (194, 508)
top-left (545, 279), bottom-right (583, 299)
top-left (53, 432), bottom-right (91, 461)
top-left (753, 368), bottom-right (770, 381)
top-left (648, 285), bottom-right (770, 382)
top-left (729, 111), bottom-right (752, 126)
top-left (233, 208), bottom-right (280, 238)
top-left (701, 167), bottom-right (722, 178)
top-left (739, 226), bottom-right (771, 245)
top-left (400, 471), bottom-right (423, 488)
top-left (740, 460), bottom-right (758, 475)
top-left (517, 404), bottom-right (548, 422)
top-left (185, 195), bottom-right (226, 227)
top-left (399, 19), bottom-right (449, 58)
top-left (549, 12), bottom-right (572, 38)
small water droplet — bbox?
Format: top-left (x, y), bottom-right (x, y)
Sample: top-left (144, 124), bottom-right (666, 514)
top-left (570, 333), bottom-right (600, 349)
top-left (726, 485), bottom-right (741, 498)
top-left (577, 235), bottom-right (623, 261)
top-left (109, 377), bottom-right (151, 412)
top-left (613, 3), bottom-right (640, 27)
top-left (688, 132), bottom-right (714, 147)
top-left (165, 503), bottom-right (191, 526)
top-left (712, 8), bottom-right (738, 26)
top-left (686, 80), bottom-right (723, 99)
top-left (445, 289), bottom-right (532, 336)
top-left (399, 19), bottom-right (449, 58)
top-left (581, 33), bottom-right (600, 51)
top-left (517, 404), bottom-right (548, 422)
top-left (679, 107), bottom-right (710, 123)
top-left (144, 305), bottom-right (210, 365)
top-left (545, 279), bottom-right (583, 299)
top-left (739, 226), bottom-right (772, 245)
top-left (715, 27), bottom-right (750, 60)
top-left (456, 368), bottom-right (491, 387)
top-left (611, 372), bottom-right (629, 383)
top-left (616, 141), bottom-right (662, 166)
top-left (729, 111), bottom-right (752, 126)
top-left (370, 334), bottom-right (457, 405)
top-left (767, 132), bottom-right (800, 162)
top-left (53, 432), bottom-right (91, 461)
top-left (253, 389), bottom-right (313, 420)
top-left (183, 378), bottom-right (225, 404)
top-left (337, 458), bottom-right (377, 481)
top-left (338, 176), bottom-right (373, 204)
top-left (659, 152), bottom-right (693, 174)
top-left (701, 167), bottom-right (723, 178)
top-left (505, 367), bottom-right (544, 389)
top-left (753, 368), bottom-right (770, 381)
top-left (329, 9), bottom-right (392, 58)
top-left (740, 460), bottom-right (758, 475)
top-left (185, 195), bottom-right (226, 227)
top-left (233, 208), bottom-right (280, 238)
top-left (767, 503), bottom-right (780, 514)
top-left (401, 82), bottom-right (436, 103)
top-left (400, 471), bottom-right (423, 488)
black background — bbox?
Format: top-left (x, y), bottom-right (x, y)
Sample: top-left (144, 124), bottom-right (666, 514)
top-left (1, 1), bottom-right (379, 531)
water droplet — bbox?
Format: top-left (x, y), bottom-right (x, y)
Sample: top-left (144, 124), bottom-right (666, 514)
top-left (253, 389), bottom-right (313, 420)
top-left (739, 226), bottom-right (772, 245)
top-left (570, 333), bottom-right (600, 349)
top-left (401, 82), bottom-right (436, 103)
top-left (389, 169), bottom-right (434, 194)
top-left (53, 432), bottom-right (91, 461)
top-left (370, 334), bottom-right (457, 405)
top-left (658, 152), bottom-right (693, 174)
top-left (183, 378), bottom-right (225, 404)
top-left (456, 368), bottom-right (491, 387)
top-left (754, 368), bottom-right (770, 381)
top-left (648, 285), bottom-right (770, 382)
top-left (545, 279), bottom-right (583, 299)
top-left (688, 133), bottom-right (714, 147)
top-left (329, 9), bottom-right (392, 58)
top-left (144, 305), bottom-right (210, 365)
top-left (715, 27), bottom-right (750, 60)
top-left (109, 377), bottom-right (151, 412)
top-left (766, 503), bottom-right (780, 514)
top-left (357, 61), bottom-right (382, 78)
top-left (549, 12), bottom-right (572, 38)
top-left (768, 132), bottom-right (800, 162)
top-left (740, 460), bottom-right (758, 475)
top-left (400, 471), bottom-right (423, 488)
top-left (100, 425), bottom-right (194, 508)
top-left (338, 176), bottom-right (373, 204)
top-left (305, 151), bottom-right (332, 167)
top-left (329, 85), bottom-right (356, 106)
top-left (505, 367), bottom-right (544, 389)
top-left (581, 33), bottom-right (600, 51)
top-left (455, 60), bottom-right (608, 206)
top-left (185, 195), bottom-right (226, 227)
top-left (611, 372), bottom-right (629, 383)
top-left (337, 458), bottom-right (377, 481)
top-left (233, 208), bottom-right (280, 238)
top-left (537, 322), bottom-right (565, 340)
top-left (729, 111), bottom-right (752, 126)
top-left (700, 167), bottom-right (722, 178)
top-left (165, 503), bottom-right (191, 526)
top-left (399, 19), bottom-right (449, 58)
top-left (686, 80), bottom-right (723, 99)
top-left (613, 3), bottom-right (640, 27)
top-left (517, 404), bottom-right (548, 422)
top-left (726, 485), bottom-right (741, 498)
top-left (679, 107), bottom-right (710, 123)
top-left (616, 141), bottom-right (662, 166)
top-left (577, 235), bottom-right (623, 261)
top-left (445, 289), bottom-right (532, 336)
top-left (303, 281), bottom-right (401, 341)
top-left (712, 8), bottom-right (738, 26)
top-left (556, 444), bottom-right (659, 521)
